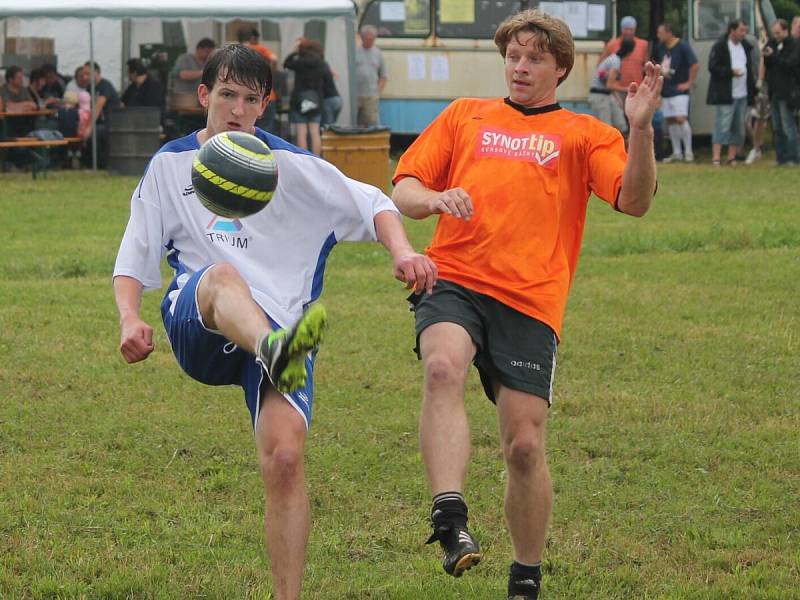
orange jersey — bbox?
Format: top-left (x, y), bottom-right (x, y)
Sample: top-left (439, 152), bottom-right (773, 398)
top-left (603, 37), bottom-right (650, 86)
top-left (394, 98), bottom-right (627, 338)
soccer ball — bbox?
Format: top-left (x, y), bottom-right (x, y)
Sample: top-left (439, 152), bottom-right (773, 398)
top-left (191, 131), bottom-right (278, 218)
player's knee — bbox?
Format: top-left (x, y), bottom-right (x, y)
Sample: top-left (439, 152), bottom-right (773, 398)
top-left (423, 354), bottom-right (466, 391)
top-left (259, 444), bottom-right (304, 488)
top-left (207, 262), bottom-right (244, 288)
top-left (504, 432), bottom-right (544, 474)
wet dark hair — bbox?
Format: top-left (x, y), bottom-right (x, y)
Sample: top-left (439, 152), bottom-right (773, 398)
top-left (617, 37), bottom-right (636, 59)
top-left (127, 58), bottom-right (148, 76)
top-left (201, 44), bottom-right (272, 98)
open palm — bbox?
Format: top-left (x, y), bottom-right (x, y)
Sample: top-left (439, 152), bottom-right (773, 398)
top-left (625, 62), bottom-right (664, 130)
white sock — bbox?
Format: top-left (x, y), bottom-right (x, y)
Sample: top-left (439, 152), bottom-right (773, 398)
top-left (668, 124), bottom-right (682, 157)
top-left (681, 121), bottom-right (693, 156)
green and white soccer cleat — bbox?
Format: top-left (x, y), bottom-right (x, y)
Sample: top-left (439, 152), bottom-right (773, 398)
top-left (258, 303), bottom-right (327, 393)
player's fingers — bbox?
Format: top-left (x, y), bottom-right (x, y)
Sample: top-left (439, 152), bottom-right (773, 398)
top-left (421, 258), bottom-right (438, 294)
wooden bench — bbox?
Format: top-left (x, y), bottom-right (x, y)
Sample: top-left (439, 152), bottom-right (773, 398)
top-left (0, 137), bottom-right (83, 179)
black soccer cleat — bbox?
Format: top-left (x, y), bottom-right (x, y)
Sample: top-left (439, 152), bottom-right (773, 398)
top-left (507, 562), bottom-right (541, 600)
top-left (257, 303), bottom-right (327, 393)
top-left (426, 521), bottom-right (482, 577)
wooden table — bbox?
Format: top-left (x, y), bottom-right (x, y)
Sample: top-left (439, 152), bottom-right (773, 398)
top-left (0, 135), bottom-right (81, 179)
top-left (0, 109), bottom-right (57, 138)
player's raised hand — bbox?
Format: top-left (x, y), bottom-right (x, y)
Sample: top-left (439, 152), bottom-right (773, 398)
top-left (119, 316), bottom-right (155, 363)
top-left (625, 61), bottom-right (664, 130)
top-left (427, 187), bottom-right (473, 220)
top-left (394, 252), bottom-right (438, 294)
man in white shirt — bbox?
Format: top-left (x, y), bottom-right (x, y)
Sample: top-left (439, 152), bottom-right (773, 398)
top-left (113, 44), bottom-right (436, 600)
top-left (706, 19), bottom-right (755, 165)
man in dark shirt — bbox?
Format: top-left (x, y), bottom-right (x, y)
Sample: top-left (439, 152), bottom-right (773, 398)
top-left (763, 19), bottom-right (799, 165)
top-left (83, 61), bottom-right (121, 168)
top-left (653, 22), bottom-right (699, 162)
top-left (121, 59), bottom-right (164, 108)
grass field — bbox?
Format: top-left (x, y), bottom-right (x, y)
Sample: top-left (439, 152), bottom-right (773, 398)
top-left (1, 163), bottom-right (799, 599)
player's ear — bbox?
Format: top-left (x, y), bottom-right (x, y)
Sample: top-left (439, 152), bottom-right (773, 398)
top-left (198, 84), bottom-right (210, 109)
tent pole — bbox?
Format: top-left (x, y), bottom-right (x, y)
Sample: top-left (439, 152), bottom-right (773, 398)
top-left (90, 20), bottom-right (97, 171)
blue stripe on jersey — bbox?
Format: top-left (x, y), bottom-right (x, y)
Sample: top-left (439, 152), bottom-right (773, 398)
top-left (159, 132), bottom-right (201, 154)
top-left (307, 232), bottom-right (337, 309)
top-left (165, 239), bottom-right (181, 274)
top-left (254, 128), bottom-right (315, 157)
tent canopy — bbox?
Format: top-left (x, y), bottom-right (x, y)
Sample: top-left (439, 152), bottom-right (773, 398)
top-left (0, 0), bottom-right (356, 20)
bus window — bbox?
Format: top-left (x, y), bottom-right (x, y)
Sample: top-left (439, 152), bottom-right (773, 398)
top-left (434, 1), bottom-right (613, 41)
top-left (361, 0), bottom-right (432, 37)
top-left (436, 0), bottom-right (524, 39)
top-left (693, 0), bottom-right (753, 39)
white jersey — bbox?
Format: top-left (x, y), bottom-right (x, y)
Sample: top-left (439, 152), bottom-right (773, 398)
top-left (114, 129), bottom-right (398, 328)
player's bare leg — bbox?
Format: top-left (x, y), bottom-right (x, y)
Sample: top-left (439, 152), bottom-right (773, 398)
top-left (197, 262), bottom-right (326, 392)
top-left (197, 262), bottom-right (271, 354)
top-left (419, 322), bottom-right (482, 576)
top-left (256, 389), bottom-right (309, 600)
top-left (496, 386), bottom-right (551, 599)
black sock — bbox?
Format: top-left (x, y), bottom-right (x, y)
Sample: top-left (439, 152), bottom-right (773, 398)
top-left (430, 491), bottom-right (468, 528)
top-left (508, 561), bottom-right (541, 597)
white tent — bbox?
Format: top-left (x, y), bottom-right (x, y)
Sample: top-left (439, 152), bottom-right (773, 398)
top-left (0, 0), bottom-right (358, 165)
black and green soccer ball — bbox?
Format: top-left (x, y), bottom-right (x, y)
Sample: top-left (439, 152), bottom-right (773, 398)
top-left (191, 131), bottom-right (278, 218)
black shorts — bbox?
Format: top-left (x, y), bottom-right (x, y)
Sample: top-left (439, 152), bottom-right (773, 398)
top-left (409, 279), bottom-right (558, 405)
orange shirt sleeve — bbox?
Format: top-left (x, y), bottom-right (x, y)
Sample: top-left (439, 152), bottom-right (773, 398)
top-left (393, 100), bottom-right (460, 192)
top-left (586, 120), bottom-right (627, 207)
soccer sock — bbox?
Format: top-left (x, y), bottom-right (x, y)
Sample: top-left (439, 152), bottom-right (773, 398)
top-left (681, 121), bottom-right (693, 156)
top-left (431, 491), bottom-right (468, 528)
top-left (508, 561), bottom-right (542, 597)
top-left (668, 123), bottom-right (683, 156)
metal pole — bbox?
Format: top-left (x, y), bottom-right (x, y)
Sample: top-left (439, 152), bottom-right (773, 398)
top-left (90, 19), bottom-right (97, 171)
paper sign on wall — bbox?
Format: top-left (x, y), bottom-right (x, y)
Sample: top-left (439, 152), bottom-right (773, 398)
top-left (407, 53), bottom-right (426, 80)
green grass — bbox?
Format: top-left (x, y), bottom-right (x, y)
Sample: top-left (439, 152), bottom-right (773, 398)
top-left (1, 165), bottom-right (798, 599)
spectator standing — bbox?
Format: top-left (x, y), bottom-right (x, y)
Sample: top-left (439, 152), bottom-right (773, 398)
top-left (763, 19), bottom-right (800, 165)
top-left (284, 38), bottom-right (327, 155)
top-left (169, 38), bottom-right (216, 110)
top-left (600, 16), bottom-right (650, 90)
top-left (239, 27), bottom-right (280, 133)
top-left (588, 37), bottom-right (634, 132)
top-left (121, 59), bottom-right (164, 109)
top-left (82, 62), bottom-right (121, 169)
top-left (355, 25), bottom-right (387, 126)
top-left (707, 19), bottom-right (755, 166)
top-left (321, 56), bottom-right (342, 127)
top-left (653, 22), bottom-right (699, 162)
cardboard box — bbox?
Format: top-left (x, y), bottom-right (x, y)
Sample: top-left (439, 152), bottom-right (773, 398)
top-left (4, 37), bottom-right (55, 55)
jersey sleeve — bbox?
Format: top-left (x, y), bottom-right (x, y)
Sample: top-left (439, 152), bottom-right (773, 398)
top-left (393, 100), bottom-right (460, 191)
top-left (113, 159), bottom-right (167, 290)
top-left (586, 121), bottom-right (627, 207)
top-left (321, 160), bottom-right (399, 243)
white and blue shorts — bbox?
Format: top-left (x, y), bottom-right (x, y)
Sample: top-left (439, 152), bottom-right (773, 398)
top-left (160, 265), bottom-right (316, 430)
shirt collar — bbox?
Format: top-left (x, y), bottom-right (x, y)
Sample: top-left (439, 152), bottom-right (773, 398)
top-left (503, 97), bottom-right (562, 116)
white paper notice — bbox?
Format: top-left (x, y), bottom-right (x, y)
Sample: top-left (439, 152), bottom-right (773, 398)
top-left (380, 1), bottom-right (406, 22)
top-left (407, 53), bottom-right (426, 80)
top-left (588, 4), bottom-right (607, 31)
top-left (430, 55), bottom-right (449, 81)
top-left (563, 2), bottom-right (589, 38)
top-left (538, 2), bottom-right (564, 19)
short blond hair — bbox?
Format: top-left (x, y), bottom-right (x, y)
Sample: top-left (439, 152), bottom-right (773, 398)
top-left (494, 10), bottom-right (575, 85)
